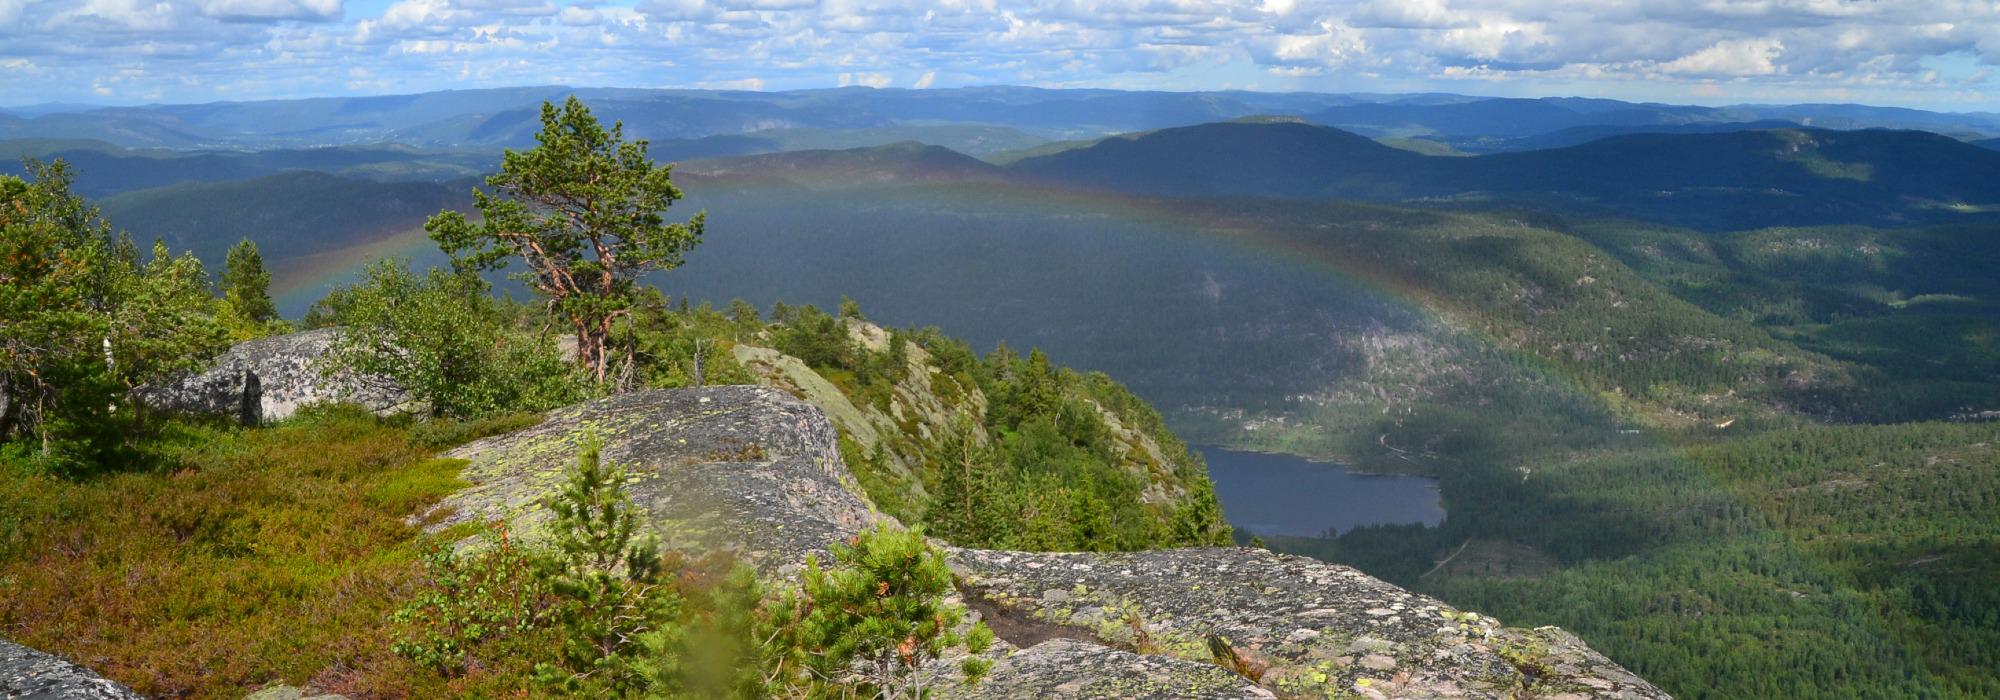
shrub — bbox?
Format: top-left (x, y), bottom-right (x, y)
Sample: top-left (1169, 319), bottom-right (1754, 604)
top-left (390, 528), bottom-right (551, 675)
top-left (319, 259), bottom-right (587, 420)
top-left (764, 523), bottom-right (993, 699)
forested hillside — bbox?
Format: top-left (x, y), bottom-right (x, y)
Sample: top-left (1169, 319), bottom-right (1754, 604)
top-left (648, 152), bottom-right (2000, 698)
top-left (9, 91), bottom-right (1999, 699)
top-left (1013, 121), bottom-right (2000, 229)
top-left (99, 172), bottom-right (470, 267)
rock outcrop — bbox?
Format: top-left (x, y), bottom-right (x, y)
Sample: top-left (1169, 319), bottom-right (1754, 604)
top-left (1, 638), bottom-right (143, 700)
top-left (952, 548), bottom-right (1666, 700)
top-left (432, 385), bottom-right (882, 571)
top-left (731, 319), bottom-right (1214, 524)
top-left (431, 384), bottom-right (1667, 699)
top-left (138, 328), bottom-right (409, 425)
top-left (944, 639), bottom-right (1275, 699)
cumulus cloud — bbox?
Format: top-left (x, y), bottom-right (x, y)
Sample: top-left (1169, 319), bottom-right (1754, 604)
top-left (200, 0), bottom-right (343, 22)
top-left (1655, 37), bottom-right (1785, 76)
top-left (3, 0), bottom-right (1997, 108)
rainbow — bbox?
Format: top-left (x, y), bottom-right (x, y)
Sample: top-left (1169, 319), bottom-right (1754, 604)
top-left (268, 225), bottom-right (449, 315)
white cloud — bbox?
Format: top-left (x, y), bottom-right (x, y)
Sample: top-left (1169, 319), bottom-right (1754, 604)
top-left (1349, 0), bottom-right (1469, 29)
top-left (838, 71), bottom-right (890, 87)
top-left (557, 4), bottom-right (597, 25)
top-left (704, 76), bottom-right (765, 89)
top-left (716, 0), bottom-right (816, 9)
top-left (1655, 37), bottom-right (1785, 76)
top-left (199, 0), bottom-right (342, 22)
top-left (3, 0), bottom-right (1997, 108)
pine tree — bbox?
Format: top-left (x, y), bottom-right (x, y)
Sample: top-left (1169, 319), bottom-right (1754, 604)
top-left (923, 419), bottom-right (1005, 546)
top-left (765, 523), bottom-right (993, 699)
top-left (537, 434), bottom-right (670, 695)
top-left (221, 238), bottom-right (278, 326)
top-left (428, 96), bottom-right (704, 386)
top-left (1, 162), bottom-right (228, 466)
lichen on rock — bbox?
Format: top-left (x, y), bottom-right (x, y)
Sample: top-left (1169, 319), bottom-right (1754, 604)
top-left (430, 385), bottom-right (885, 571)
top-left (950, 547), bottom-right (1668, 700)
top-left (137, 328), bottom-right (409, 425)
top-left (946, 639), bottom-right (1276, 699)
top-left (1, 638), bottom-right (144, 700)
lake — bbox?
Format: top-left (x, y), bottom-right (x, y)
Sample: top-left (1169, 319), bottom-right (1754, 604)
top-left (1199, 446), bottom-right (1445, 538)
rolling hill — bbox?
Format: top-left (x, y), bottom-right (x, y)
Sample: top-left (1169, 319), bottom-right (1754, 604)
top-left (99, 171), bottom-right (471, 266)
top-left (1450, 119), bottom-right (1803, 153)
top-left (1009, 121), bottom-right (2000, 229)
top-left (0, 139), bottom-right (493, 197)
top-left (1009, 120), bottom-right (1425, 198)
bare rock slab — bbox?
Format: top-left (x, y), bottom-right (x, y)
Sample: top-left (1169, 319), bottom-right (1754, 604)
top-left (950, 639), bottom-right (1275, 700)
top-left (433, 385), bottom-right (885, 570)
top-left (0, 639), bottom-right (142, 700)
top-left (951, 548), bottom-right (1667, 700)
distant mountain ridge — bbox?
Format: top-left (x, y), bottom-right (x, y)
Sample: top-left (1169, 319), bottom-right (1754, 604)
top-left (1004, 121), bottom-right (2000, 229)
top-left (9, 86), bottom-right (1999, 151)
top-left (0, 138), bottom-right (492, 197)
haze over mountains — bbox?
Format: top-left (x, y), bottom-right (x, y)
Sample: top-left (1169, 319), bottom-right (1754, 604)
top-left (19, 86), bottom-right (2000, 273)
top-left (9, 86), bottom-right (2000, 152)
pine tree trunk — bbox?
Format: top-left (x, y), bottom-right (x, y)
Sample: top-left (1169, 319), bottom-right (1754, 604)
top-left (575, 316), bottom-right (607, 385)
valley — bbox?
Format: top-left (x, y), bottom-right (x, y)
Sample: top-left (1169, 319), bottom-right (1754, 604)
top-left (5, 86), bottom-right (1998, 699)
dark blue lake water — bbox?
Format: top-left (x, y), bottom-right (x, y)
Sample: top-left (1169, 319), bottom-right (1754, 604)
top-left (1199, 446), bottom-right (1445, 537)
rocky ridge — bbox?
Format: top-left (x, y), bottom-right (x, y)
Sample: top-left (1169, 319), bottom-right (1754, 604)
top-left (430, 385), bottom-right (879, 571)
top-left (428, 383), bottom-right (1666, 699)
top-left (731, 319), bottom-right (1205, 516)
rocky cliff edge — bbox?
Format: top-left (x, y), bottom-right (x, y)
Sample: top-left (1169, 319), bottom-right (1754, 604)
top-left (427, 385), bottom-right (1666, 700)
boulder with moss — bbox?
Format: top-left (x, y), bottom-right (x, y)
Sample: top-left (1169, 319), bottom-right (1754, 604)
top-left (428, 384), bottom-right (882, 570)
top-left (138, 328), bottom-right (409, 425)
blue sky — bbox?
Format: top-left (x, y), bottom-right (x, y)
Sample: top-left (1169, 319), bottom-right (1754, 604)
top-left (4, 0), bottom-right (1998, 111)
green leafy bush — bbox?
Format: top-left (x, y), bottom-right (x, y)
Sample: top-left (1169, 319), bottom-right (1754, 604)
top-left (319, 259), bottom-right (587, 420)
top-left (390, 529), bottom-right (551, 675)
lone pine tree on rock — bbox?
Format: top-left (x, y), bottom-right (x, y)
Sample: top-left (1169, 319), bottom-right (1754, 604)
top-left (427, 96), bottom-right (705, 386)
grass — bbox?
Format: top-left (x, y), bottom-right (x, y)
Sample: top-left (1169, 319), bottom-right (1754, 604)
top-left (0, 406), bottom-right (484, 699)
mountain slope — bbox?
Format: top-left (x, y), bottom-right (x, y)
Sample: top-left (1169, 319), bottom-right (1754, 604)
top-left (682, 141), bottom-right (1004, 189)
top-left (1458, 119), bottom-right (1802, 153)
top-left (98, 171), bottom-right (470, 265)
top-left (1010, 121), bottom-right (1425, 198)
top-left (1309, 96), bottom-right (1723, 138)
top-left (1009, 121), bottom-right (2000, 229)
top-left (0, 139), bottom-right (493, 197)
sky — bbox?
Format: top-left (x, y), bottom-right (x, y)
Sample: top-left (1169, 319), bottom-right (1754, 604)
top-left (3, 0), bottom-right (1999, 111)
